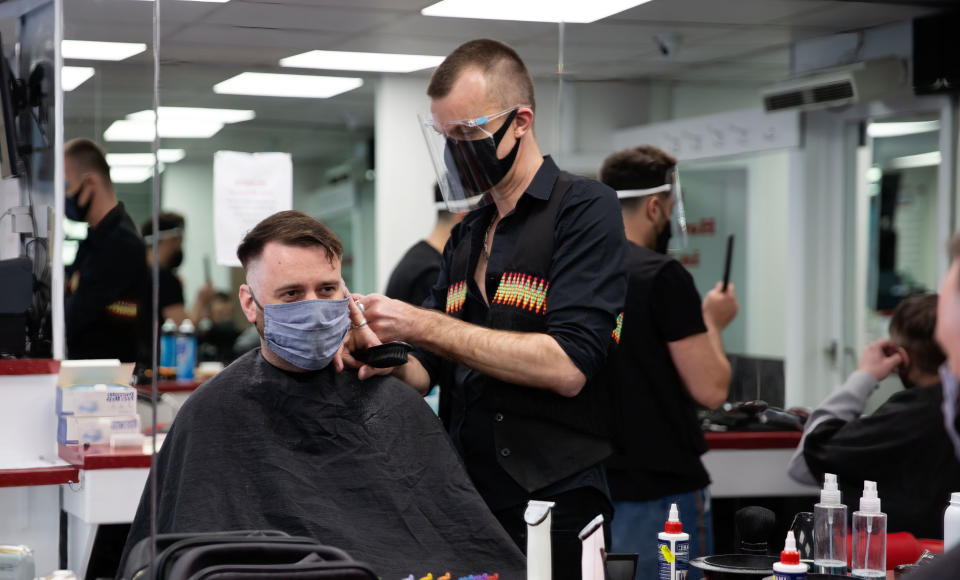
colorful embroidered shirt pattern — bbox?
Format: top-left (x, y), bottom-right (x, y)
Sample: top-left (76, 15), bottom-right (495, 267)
top-left (492, 273), bottom-right (549, 314)
top-left (612, 311), bottom-right (623, 344)
top-left (446, 281), bottom-right (467, 314)
top-left (106, 301), bottom-right (139, 319)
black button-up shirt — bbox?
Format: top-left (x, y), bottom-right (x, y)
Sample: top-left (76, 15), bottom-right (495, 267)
top-left (415, 156), bottom-right (627, 510)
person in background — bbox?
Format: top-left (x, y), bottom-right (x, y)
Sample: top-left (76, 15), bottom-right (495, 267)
top-left (357, 39), bottom-right (627, 576)
top-left (64, 138), bottom-right (149, 362)
top-left (788, 293), bottom-right (960, 539)
top-left (198, 291), bottom-right (240, 364)
top-left (140, 212), bottom-right (215, 326)
top-left (598, 145), bottom-right (738, 579)
top-left (385, 183), bottom-right (463, 306)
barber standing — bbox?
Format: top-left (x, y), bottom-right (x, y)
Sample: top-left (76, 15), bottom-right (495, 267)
top-left (599, 146), bottom-right (738, 580)
top-left (358, 39), bottom-right (626, 575)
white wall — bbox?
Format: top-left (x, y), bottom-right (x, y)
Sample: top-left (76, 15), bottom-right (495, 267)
top-left (0, 177), bottom-right (19, 259)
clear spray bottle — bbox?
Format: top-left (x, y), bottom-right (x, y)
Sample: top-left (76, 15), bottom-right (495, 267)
top-left (813, 473), bottom-right (848, 574)
top-left (851, 480), bottom-right (886, 579)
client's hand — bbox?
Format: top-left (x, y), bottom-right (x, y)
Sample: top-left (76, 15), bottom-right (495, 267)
top-left (334, 294), bottom-right (394, 380)
top-left (858, 339), bottom-right (905, 382)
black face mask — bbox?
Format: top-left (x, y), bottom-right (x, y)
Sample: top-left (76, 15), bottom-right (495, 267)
top-left (655, 218), bottom-right (672, 254)
top-left (444, 108), bottom-right (520, 195)
top-left (65, 185), bottom-right (91, 222)
top-left (168, 249), bottom-right (183, 269)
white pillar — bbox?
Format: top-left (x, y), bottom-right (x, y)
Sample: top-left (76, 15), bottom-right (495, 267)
top-left (374, 76), bottom-right (438, 292)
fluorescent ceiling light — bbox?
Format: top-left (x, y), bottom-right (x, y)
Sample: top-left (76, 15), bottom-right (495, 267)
top-left (110, 166), bottom-right (156, 184)
top-left (62, 66), bottom-right (94, 91)
top-left (213, 72), bottom-right (363, 98)
top-left (887, 151), bottom-right (941, 170)
top-left (106, 150), bottom-right (186, 166)
top-left (104, 119), bottom-right (224, 141)
top-left (62, 40), bottom-right (146, 61)
top-left (127, 107), bottom-right (255, 124)
top-left (421, 0), bottom-right (651, 23)
top-left (280, 50), bottom-right (444, 73)
top-left (866, 120), bottom-right (940, 138)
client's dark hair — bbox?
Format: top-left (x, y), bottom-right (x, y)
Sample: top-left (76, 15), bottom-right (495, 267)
top-left (890, 293), bottom-right (945, 375)
top-left (600, 145), bottom-right (676, 212)
top-left (237, 210), bottom-right (343, 269)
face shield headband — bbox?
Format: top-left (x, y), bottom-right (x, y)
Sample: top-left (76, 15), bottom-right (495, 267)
top-left (615, 166), bottom-right (688, 251)
top-left (420, 105), bottom-right (529, 213)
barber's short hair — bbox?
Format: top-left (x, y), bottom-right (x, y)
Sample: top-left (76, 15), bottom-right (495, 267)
top-left (65, 138), bottom-right (112, 185)
top-left (600, 145), bottom-right (677, 212)
top-left (890, 293), bottom-right (945, 375)
top-left (237, 210), bottom-right (343, 270)
top-left (141, 211), bottom-right (185, 238)
top-left (427, 39), bottom-right (535, 112)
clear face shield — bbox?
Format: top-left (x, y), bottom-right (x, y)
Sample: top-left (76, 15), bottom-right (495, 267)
top-left (616, 166), bottom-right (688, 251)
top-left (419, 105), bottom-right (528, 213)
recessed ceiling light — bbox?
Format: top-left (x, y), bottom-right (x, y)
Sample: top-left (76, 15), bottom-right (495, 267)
top-left (104, 119), bottom-right (224, 141)
top-left (106, 150), bottom-right (186, 166)
top-left (62, 40), bottom-right (146, 61)
top-left (62, 66), bottom-right (94, 91)
top-left (127, 107), bottom-right (255, 124)
top-left (421, 0), bottom-right (652, 23)
top-left (866, 120), bottom-right (940, 138)
top-left (213, 72), bottom-right (363, 99)
top-left (887, 151), bottom-right (941, 170)
top-left (280, 50), bottom-right (444, 73)
top-left (110, 166), bottom-right (156, 184)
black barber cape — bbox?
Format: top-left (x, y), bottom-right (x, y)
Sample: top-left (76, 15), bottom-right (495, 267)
top-left (120, 349), bottom-right (525, 578)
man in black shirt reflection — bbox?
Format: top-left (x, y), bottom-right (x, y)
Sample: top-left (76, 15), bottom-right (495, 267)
top-left (64, 138), bottom-right (149, 363)
top-left (385, 184), bottom-right (462, 306)
top-left (599, 145), bottom-right (738, 580)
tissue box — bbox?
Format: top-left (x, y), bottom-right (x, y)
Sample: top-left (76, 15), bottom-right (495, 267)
top-left (57, 415), bottom-right (141, 445)
top-left (56, 384), bottom-right (137, 417)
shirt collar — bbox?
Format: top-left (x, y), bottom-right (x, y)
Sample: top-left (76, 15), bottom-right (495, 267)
top-left (460, 155), bottom-right (560, 229)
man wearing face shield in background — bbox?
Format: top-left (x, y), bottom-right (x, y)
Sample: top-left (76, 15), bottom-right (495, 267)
top-left (357, 39), bottom-right (627, 574)
top-left (598, 145), bottom-right (738, 580)
top-left (119, 210), bottom-right (525, 578)
top-left (140, 212), bottom-right (216, 326)
top-left (63, 138), bottom-right (149, 363)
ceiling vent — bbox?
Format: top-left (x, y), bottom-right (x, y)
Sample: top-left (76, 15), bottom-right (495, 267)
top-left (761, 58), bottom-right (905, 113)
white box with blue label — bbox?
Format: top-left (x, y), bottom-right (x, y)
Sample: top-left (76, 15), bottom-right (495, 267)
top-left (56, 383), bottom-right (137, 417)
top-left (57, 415), bottom-right (141, 445)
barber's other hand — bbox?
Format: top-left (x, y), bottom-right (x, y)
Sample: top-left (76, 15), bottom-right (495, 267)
top-left (703, 282), bottom-right (739, 330)
top-left (357, 294), bottom-right (416, 344)
top-left (334, 294), bottom-right (393, 380)
top-left (858, 339), bottom-right (904, 382)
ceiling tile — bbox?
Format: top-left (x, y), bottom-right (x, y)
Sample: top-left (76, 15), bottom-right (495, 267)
top-left (203, 2), bottom-right (399, 33)
top-left (612, 0), bottom-right (837, 25)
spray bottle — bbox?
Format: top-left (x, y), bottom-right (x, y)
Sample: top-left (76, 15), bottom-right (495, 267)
top-left (851, 480), bottom-right (886, 579)
top-left (159, 318), bottom-right (178, 379)
top-left (658, 503), bottom-right (689, 580)
top-left (773, 530), bottom-right (808, 580)
top-left (813, 473), bottom-right (848, 574)
top-left (175, 319), bottom-right (197, 381)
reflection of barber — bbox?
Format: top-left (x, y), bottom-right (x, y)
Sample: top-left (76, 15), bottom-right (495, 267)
top-left (140, 212), bottom-right (215, 326)
top-left (64, 138), bottom-right (149, 362)
top-left (599, 146), bottom-right (738, 580)
top-left (356, 39), bottom-right (627, 575)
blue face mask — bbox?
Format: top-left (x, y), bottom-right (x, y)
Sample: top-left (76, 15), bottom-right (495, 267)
top-left (250, 291), bottom-right (351, 371)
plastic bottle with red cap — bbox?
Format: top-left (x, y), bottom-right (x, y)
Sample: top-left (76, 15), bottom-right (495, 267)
top-left (657, 503), bottom-right (689, 580)
top-left (773, 530), bottom-right (808, 579)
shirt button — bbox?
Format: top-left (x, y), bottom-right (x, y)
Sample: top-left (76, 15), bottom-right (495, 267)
top-left (500, 448), bottom-right (512, 457)
top-left (494, 412), bottom-right (504, 422)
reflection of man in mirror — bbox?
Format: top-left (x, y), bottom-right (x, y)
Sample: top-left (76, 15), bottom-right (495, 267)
top-left (140, 212), bottom-right (215, 326)
top-left (63, 138), bottom-right (148, 362)
top-left (789, 293), bottom-right (960, 539)
top-left (599, 145), bottom-right (738, 579)
top-left (119, 210), bottom-right (524, 578)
